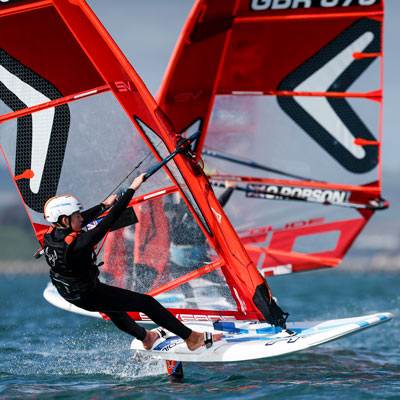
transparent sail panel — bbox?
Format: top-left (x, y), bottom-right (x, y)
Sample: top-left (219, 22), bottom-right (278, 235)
top-left (205, 95), bottom-right (379, 185)
top-left (0, 92), bottom-right (172, 226)
top-left (135, 119), bottom-right (212, 236)
top-left (154, 274), bottom-right (236, 312)
top-left (99, 192), bottom-right (236, 311)
top-left (212, 183), bottom-right (360, 231)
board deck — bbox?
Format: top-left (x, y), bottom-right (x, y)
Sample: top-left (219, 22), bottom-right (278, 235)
top-left (130, 312), bottom-right (392, 362)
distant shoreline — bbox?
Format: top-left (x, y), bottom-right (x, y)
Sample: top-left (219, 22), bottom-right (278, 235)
top-left (0, 257), bottom-right (399, 276)
top-left (0, 261), bottom-right (48, 275)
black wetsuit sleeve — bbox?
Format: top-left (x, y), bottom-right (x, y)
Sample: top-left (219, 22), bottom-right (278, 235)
top-left (73, 189), bottom-right (135, 251)
top-left (218, 187), bottom-right (234, 208)
top-left (81, 204), bottom-right (104, 226)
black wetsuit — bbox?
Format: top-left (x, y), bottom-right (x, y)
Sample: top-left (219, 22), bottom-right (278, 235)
top-left (43, 189), bottom-right (192, 341)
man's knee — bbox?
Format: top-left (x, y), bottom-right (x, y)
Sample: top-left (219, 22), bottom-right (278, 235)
top-left (141, 293), bottom-right (159, 310)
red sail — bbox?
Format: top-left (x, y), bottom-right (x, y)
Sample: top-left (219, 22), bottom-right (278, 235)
top-left (157, 0), bottom-right (386, 276)
top-left (0, 0), bottom-right (281, 321)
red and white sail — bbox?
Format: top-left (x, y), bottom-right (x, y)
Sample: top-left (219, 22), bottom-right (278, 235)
top-left (0, 0), bottom-right (281, 322)
top-left (157, 0), bottom-right (387, 276)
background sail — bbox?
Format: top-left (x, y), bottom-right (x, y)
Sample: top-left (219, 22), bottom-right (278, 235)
top-left (0, 0), bottom-right (277, 323)
top-left (157, 0), bottom-right (386, 276)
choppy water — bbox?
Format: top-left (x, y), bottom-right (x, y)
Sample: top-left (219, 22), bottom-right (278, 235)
top-left (1, 269), bottom-right (399, 399)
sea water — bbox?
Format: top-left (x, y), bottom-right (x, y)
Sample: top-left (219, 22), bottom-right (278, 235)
top-left (1, 269), bottom-right (399, 399)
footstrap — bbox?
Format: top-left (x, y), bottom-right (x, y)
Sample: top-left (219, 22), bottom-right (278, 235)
top-left (204, 332), bottom-right (213, 349)
top-left (154, 327), bottom-right (167, 338)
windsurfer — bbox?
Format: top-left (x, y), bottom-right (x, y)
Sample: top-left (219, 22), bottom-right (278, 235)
top-left (42, 173), bottom-right (222, 351)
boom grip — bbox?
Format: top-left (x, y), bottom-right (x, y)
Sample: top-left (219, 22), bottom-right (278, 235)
top-left (144, 152), bottom-right (175, 181)
top-left (144, 130), bottom-right (201, 181)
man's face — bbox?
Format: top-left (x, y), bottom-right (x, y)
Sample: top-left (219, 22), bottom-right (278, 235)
top-left (70, 211), bottom-right (84, 231)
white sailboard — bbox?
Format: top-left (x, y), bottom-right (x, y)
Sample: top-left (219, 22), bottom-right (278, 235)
top-left (130, 313), bottom-right (392, 363)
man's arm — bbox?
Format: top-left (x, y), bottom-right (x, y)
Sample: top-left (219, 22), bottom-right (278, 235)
top-left (81, 204), bottom-right (104, 225)
top-left (74, 189), bottom-right (136, 251)
top-left (72, 173), bottom-right (146, 251)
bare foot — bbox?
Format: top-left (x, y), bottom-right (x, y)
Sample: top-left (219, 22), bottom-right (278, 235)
top-left (185, 331), bottom-right (223, 351)
top-left (142, 329), bottom-right (160, 350)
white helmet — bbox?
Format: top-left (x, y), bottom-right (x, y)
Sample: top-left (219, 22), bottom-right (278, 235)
top-left (44, 195), bottom-right (83, 223)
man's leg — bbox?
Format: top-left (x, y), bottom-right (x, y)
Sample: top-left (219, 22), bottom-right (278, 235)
top-left (103, 311), bottom-right (146, 340)
top-left (74, 282), bottom-right (192, 340)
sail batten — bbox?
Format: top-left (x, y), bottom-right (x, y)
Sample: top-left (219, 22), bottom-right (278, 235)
top-left (147, 259), bottom-right (225, 298)
top-left (0, 85), bottom-right (110, 124)
top-left (209, 175), bottom-right (381, 193)
top-left (224, 90), bottom-right (382, 99)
